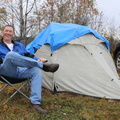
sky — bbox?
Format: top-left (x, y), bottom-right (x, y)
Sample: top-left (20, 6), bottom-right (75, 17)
top-left (96, 0), bottom-right (120, 25)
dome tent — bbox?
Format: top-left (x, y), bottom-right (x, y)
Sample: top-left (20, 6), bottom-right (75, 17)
top-left (26, 22), bottom-right (120, 99)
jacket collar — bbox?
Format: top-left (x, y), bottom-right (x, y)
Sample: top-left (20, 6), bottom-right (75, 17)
top-left (0, 39), bottom-right (18, 46)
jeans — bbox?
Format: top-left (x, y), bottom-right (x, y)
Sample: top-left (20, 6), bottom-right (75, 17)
top-left (0, 51), bottom-right (43, 104)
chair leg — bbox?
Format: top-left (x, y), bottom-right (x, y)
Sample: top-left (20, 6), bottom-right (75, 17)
top-left (2, 81), bottom-right (30, 105)
top-left (0, 84), bottom-right (8, 92)
top-left (0, 76), bottom-right (30, 105)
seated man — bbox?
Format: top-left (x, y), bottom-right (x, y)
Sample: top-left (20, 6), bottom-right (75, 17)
top-left (0, 25), bottom-right (59, 114)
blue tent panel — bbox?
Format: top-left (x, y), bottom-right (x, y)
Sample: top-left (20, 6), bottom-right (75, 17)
top-left (26, 22), bottom-right (110, 54)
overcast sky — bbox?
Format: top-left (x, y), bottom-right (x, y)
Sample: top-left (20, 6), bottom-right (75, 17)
top-left (96, 0), bottom-right (120, 25)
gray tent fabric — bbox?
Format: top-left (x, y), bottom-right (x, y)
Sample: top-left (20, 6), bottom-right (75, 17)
top-left (35, 34), bottom-right (120, 100)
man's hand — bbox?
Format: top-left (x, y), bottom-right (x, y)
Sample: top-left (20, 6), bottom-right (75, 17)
top-left (37, 58), bottom-right (48, 63)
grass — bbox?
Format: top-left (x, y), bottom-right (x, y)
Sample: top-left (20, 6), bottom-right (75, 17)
top-left (1, 71), bottom-right (120, 120)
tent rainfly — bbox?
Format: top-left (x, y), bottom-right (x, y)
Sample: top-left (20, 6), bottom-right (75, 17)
top-left (26, 22), bottom-right (120, 100)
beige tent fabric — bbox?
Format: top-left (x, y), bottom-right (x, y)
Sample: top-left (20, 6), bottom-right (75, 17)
top-left (35, 34), bottom-right (120, 99)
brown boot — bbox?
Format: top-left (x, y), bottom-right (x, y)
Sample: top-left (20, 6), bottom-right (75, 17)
top-left (42, 63), bottom-right (59, 72)
top-left (32, 104), bottom-right (48, 114)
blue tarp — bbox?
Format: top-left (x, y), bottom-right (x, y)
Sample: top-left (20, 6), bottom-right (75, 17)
top-left (26, 22), bottom-right (110, 54)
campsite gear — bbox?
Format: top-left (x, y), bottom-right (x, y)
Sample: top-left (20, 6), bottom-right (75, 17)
top-left (26, 22), bottom-right (120, 100)
top-left (0, 75), bottom-right (30, 105)
top-left (42, 63), bottom-right (59, 72)
top-left (0, 40), bottom-right (30, 105)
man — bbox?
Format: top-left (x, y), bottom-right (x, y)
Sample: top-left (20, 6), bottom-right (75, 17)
top-left (0, 25), bottom-right (59, 114)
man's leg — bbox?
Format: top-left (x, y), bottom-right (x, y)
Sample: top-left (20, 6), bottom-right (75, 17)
top-left (0, 51), bottom-right (43, 77)
top-left (17, 67), bottom-right (42, 104)
top-left (18, 67), bottom-right (48, 114)
top-left (0, 51), bottom-right (59, 77)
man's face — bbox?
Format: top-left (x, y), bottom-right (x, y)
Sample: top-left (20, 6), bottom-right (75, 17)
top-left (2, 26), bottom-right (14, 41)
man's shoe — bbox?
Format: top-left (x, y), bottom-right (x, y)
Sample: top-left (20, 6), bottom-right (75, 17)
top-left (42, 63), bottom-right (59, 72)
top-left (32, 104), bottom-right (48, 114)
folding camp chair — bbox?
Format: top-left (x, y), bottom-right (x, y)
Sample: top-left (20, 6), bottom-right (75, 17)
top-left (0, 39), bottom-right (31, 105)
top-left (0, 75), bottom-right (30, 105)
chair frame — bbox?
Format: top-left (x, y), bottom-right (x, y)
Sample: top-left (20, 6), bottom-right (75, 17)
top-left (0, 75), bottom-right (30, 105)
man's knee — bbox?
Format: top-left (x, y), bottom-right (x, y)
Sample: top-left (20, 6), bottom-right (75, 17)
top-left (32, 67), bottom-right (42, 73)
top-left (6, 51), bottom-right (19, 58)
top-left (28, 67), bottom-right (42, 79)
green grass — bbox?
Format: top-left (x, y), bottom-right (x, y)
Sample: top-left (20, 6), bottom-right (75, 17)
top-left (1, 72), bottom-right (120, 120)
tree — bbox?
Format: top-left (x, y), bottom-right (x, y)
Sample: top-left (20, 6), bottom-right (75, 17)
top-left (33, 0), bottom-right (103, 32)
top-left (0, 0), bottom-right (104, 42)
top-left (0, 7), bottom-right (7, 32)
top-left (1, 0), bottom-right (36, 40)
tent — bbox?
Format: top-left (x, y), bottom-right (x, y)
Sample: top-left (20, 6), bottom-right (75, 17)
top-left (26, 22), bottom-right (120, 100)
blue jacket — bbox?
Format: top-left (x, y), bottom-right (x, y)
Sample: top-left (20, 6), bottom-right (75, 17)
top-left (0, 40), bottom-right (38, 62)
